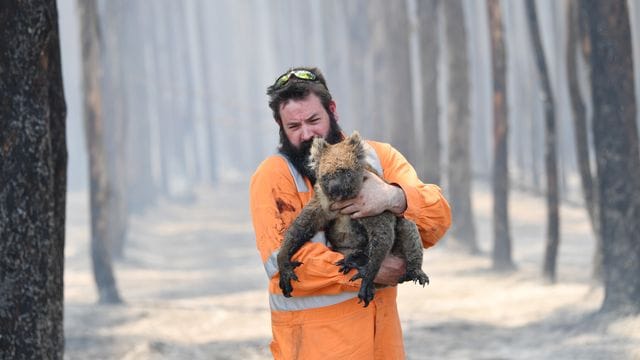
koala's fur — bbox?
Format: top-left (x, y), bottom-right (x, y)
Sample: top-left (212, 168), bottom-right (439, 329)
top-left (277, 132), bottom-right (429, 307)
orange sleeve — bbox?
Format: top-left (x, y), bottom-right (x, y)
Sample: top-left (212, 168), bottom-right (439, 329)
top-left (369, 141), bottom-right (452, 248)
top-left (249, 156), bottom-right (360, 297)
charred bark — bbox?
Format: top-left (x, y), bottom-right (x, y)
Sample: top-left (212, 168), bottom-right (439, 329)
top-left (444, 0), bottom-right (478, 254)
top-left (584, 0), bottom-right (640, 315)
top-left (0, 0), bottom-right (67, 356)
top-left (567, 0), bottom-right (602, 281)
top-left (525, 0), bottom-right (560, 283)
top-left (487, 0), bottom-right (515, 271)
top-left (78, 0), bottom-right (122, 304)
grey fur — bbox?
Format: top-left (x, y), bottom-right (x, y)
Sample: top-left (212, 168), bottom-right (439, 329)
top-left (277, 132), bottom-right (429, 307)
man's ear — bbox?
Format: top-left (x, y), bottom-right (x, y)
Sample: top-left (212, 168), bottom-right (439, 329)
top-left (329, 100), bottom-right (338, 121)
top-left (309, 137), bottom-right (328, 170)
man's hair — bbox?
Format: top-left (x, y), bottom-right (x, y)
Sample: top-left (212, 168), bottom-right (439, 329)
top-left (266, 66), bottom-right (333, 123)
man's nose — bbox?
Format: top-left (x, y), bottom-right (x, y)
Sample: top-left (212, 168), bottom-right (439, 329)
top-left (301, 126), bottom-right (315, 141)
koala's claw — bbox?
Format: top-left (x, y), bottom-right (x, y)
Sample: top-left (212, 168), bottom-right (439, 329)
top-left (335, 259), bottom-right (352, 274)
top-left (357, 280), bottom-right (376, 307)
top-left (336, 252), bottom-right (368, 275)
top-left (349, 270), bottom-right (365, 282)
top-left (399, 269), bottom-right (429, 287)
top-left (279, 261), bottom-right (303, 297)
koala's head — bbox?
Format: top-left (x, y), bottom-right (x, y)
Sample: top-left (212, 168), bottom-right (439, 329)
top-left (309, 131), bottom-right (366, 201)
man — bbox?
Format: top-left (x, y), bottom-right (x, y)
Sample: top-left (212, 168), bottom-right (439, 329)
top-left (250, 67), bottom-right (451, 359)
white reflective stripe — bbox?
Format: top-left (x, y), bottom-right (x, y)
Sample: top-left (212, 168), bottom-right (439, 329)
top-left (264, 251), bottom-right (279, 279)
top-left (270, 291), bottom-right (358, 312)
top-left (363, 142), bottom-right (383, 176)
top-left (276, 154), bottom-right (309, 192)
top-left (263, 232), bottom-right (328, 279)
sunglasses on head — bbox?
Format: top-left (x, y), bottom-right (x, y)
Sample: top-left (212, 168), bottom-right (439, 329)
top-left (273, 69), bottom-right (318, 89)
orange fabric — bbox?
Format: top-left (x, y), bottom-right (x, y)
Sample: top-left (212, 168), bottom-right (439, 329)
top-left (270, 287), bottom-right (404, 360)
top-left (249, 140), bottom-right (451, 359)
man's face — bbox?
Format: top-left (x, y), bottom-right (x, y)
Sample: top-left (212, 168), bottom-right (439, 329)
top-left (279, 93), bottom-right (334, 149)
top-left (277, 93), bottom-right (342, 183)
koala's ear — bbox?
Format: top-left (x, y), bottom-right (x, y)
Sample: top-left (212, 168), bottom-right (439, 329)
top-left (347, 131), bottom-right (365, 161)
top-left (309, 137), bottom-right (328, 169)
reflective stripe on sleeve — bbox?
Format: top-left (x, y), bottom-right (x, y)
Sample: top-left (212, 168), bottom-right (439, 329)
top-left (263, 232), bottom-right (328, 279)
top-left (270, 291), bottom-right (357, 312)
top-left (363, 142), bottom-right (383, 175)
top-left (276, 154), bottom-right (309, 192)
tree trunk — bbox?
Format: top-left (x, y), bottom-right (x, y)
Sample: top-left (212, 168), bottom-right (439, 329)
top-left (368, 0), bottom-right (415, 161)
top-left (78, 0), bottom-right (122, 304)
top-left (195, 0), bottom-right (219, 185)
top-left (417, 0), bottom-right (441, 184)
top-left (525, 0), bottom-right (560, 283)
top-left (126, 0), bottom-right (157, 214)
top-left (567, 0), bottom-right (602, 281)
top-left (102, 0), bottom-right (129, 259)
top-left (584, 0), bottom-right (640, 315)
top-left (487, 0), bottom-right (515, 271)
top-left (443, 0), bottom-right (478, 254)
top-left (0, 0), bottom-right (66, 356)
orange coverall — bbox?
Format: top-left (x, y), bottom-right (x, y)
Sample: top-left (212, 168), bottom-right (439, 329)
top-left (250, 140), bottom-right (451, 359)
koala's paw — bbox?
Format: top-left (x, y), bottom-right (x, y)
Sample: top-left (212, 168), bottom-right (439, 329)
top-left (278, 261), bottom-right (303, 297)
top-left (399, 269), bottom-right (430, 287)
top-left (357, 280), bottom-right (376, 307)
top-left (335, 252), bottom-right (368, 275)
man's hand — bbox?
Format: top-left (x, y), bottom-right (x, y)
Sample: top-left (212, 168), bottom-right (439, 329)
top-left (373, 254), bottom-right (406, 286)
top-left (330, 171), bottom-right (407, 218)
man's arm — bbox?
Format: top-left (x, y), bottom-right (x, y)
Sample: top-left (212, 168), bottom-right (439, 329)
top-left (250, 157), bottom-right (362, 297)
top-left (331, 141), bottom-right (452, 285)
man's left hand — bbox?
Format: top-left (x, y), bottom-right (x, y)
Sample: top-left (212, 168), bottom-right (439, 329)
top-left (330, 171), bottom-right (407, 219)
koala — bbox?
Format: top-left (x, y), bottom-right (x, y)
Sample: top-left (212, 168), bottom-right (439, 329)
top-left (277, 131), bottom-right (429, 307)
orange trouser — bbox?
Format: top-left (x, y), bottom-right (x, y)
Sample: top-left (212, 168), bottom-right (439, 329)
top-left (269, 287), bottom-right (405, 360)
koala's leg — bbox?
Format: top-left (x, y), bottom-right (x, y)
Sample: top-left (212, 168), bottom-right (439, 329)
top-left (277, 201), bottom-right (328, 297)
top-left (354, 214), bottom-right (395, 307)
top-left (393, 218), bottom-right (429, 286)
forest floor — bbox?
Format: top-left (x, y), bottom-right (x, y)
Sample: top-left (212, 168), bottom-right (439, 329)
top-left (63, 181), bottom-right (640, 360)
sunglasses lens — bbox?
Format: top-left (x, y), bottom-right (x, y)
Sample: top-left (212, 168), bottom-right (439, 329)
top-left (274, 70), bottom-right (317, 89)
top-left (293, 70), bottom-right (316, 81)
top-left (275, 73), bottom-right (290, 88)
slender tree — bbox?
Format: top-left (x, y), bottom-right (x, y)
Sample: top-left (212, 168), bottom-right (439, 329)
top-left (566, 0), bottom-right (602, 281)
top-left (126, 0), bottom-right (157, 214)
top-left (102, 0), bottom-right (129, 259)
top-left (584, 0), bottom-right (640, 315)
top-left (368, 0), bottom-right (416, 161)
top-left (443, 0), bottom-right (478, 253)
top-left (0, 0), bottom-right (67, 356)
top-left (487, 0), bottom-right (515, 271)
top-left (524, 0), bottom-right (560, 282)
top-left (78, 0), bottom-right (122, 304)
top-left (417, 0), bottom-right (441, 184)
top-left (195, 0), bottom-right (219, 185)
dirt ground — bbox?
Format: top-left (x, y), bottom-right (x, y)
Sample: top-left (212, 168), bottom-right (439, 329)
top-left (63, 181), bottom-right (640, 359)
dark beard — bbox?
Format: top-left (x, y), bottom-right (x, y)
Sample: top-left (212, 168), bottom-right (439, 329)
top-left (278, 117), bottom-right (343, 185)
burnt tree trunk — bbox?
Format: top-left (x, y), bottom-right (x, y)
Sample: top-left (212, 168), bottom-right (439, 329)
top-left (567, 0), bottom-right (602, 281)
top-left (0, 0), bottom-right (67, 356)
top-left (525, 0), bottom-right (560, 283)
top-left (487, 0), bottom-right (515, 271)
top-left (78, 0), bottom-right (122, 304)
top-left (584, 0), bottom-right (640, 315)
top-left (444, 0), bottom-right (478, 254)
top-left (417, 0), bottom-right (441, 184)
